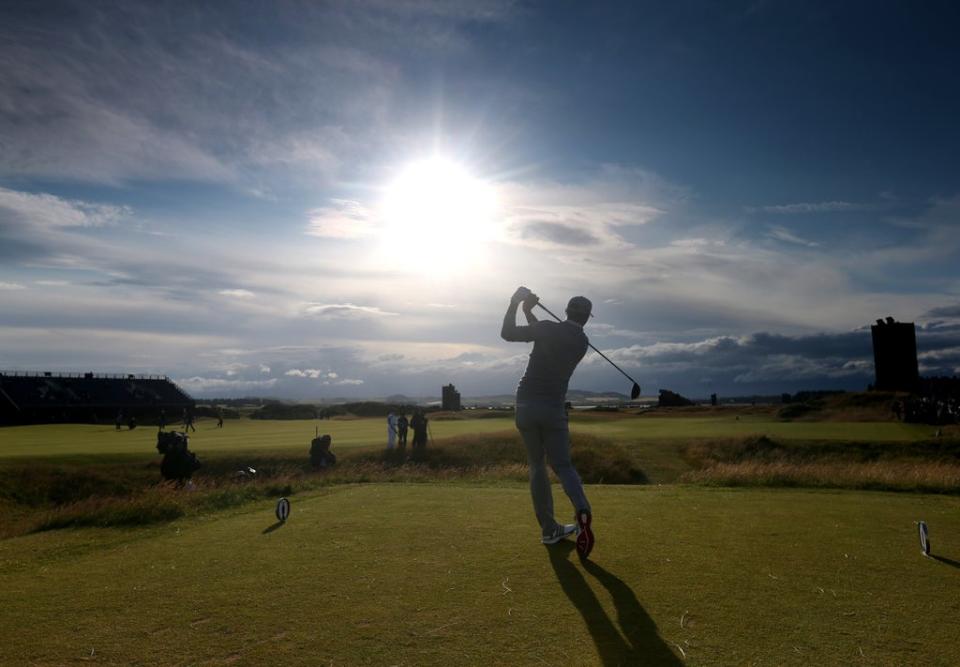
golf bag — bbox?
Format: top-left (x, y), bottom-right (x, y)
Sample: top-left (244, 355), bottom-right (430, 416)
top-left (158, 431), bottom-right (201, 482)
top-left (156, 430), bottom-right (188, 454)
top-left (310, 434), bottom-right (336, 469)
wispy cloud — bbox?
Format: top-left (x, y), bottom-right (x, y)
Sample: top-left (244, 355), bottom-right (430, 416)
top-left (307, 199), bottom-right (379, 239)
top-left (219, 289), bottom-right (256, 299)
top-left (175, 376), bottom-right (279, 393)
top-left (302, 303), bottom-right (398, 319)
top-left (284, 368), bottom-right (363, 385)
top-left (767, 225), bottom-right (819, 247)
top-left (285, 368), bottom-right (334, 379)
top-left (0, 2), bottom-right (516, 187)
top-left (748, 201), bottom-right (875, 214)
top-left (0, 187), bottom-right (130, 229)
top-left (0, 282), bottom-right (26, 290)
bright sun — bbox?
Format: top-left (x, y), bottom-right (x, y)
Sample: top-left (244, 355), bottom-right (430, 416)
top-left (380, 157), bottom-right (498, 272)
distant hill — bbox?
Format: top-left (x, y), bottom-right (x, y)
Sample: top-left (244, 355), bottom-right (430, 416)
top-left (462, 389), bottom-right (636, 407)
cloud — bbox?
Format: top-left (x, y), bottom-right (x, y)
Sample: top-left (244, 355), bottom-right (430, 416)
top-left (0, 187), bottom-right (130, 229)
top-left (219, 289), bottom-right (256, 299)
top-left (175, 376), bottom-right (279, 393)
top-left (923, 303), bottom-right (960, 319)
top-left (259, 364), bottom-right (271, 374)
top-left (584, 330), bottom-right (876, 391)
top-left (307, 199), bottom-right (379, 239)
top-left (0, 2), bottom-right (517, 187)
top-left (284, 368), bottom-right (326, 378)
top-left (0, 282), bottom-right (26, 290)
top-left (520, 221), bottom-right (600, 246)
top-left (283, 368), bottom-right (360, 385)
top-left (767, 225), bottom-right (819, 247)
top-left (749, 201), bottom-right (874, 214)
top-left (499, 166), bottom-right (676, 251)
top-left (302, 303), bottom-right (398, 319)
top-left (588, 323), bottom-right (647, 339)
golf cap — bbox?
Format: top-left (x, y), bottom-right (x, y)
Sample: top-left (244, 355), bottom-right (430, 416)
top-left (566, 296), bottom-right (593, 318)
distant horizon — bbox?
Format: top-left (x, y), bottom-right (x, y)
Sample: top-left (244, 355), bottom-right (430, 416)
top-left (0, 368), bottom-right (867, 404)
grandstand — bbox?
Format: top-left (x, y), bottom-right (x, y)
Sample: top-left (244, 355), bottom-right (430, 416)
top-left (0, 371), bottom-right (194, 425)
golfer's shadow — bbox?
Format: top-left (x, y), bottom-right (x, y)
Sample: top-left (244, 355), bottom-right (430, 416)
top-left (547, 542), bottom-right (682, 666)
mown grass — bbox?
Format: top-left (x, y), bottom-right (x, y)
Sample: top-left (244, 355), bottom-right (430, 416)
top-left (0, 412), bottom-right (938, 459)
top-left (2, 484), bottom-right (959, 666)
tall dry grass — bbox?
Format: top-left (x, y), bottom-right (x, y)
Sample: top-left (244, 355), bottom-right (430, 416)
top-left (681, 461), bottom-right (960, 493)
top-left (679, 434), bottom-right (960, 493)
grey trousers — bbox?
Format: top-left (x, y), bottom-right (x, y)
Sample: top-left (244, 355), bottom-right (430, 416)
top-left (516, 401), bottom-right (591, 535)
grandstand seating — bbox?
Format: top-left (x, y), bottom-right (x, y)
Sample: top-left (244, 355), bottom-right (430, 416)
top-left (0, 372), bottom-right (194, 425)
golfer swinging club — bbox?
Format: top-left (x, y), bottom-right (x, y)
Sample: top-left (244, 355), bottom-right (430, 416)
top-left (501, 286), bottom-right (595, 559)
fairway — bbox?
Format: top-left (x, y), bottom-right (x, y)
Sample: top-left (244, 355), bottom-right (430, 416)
top-left (0, 414), bottom-right (935, 459)
top-left (1, 483), bottom-right (958, 666)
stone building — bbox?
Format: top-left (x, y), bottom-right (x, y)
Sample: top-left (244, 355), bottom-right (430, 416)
top-left (441, 383), bottom-right (462, 411)
top-left (870, 317), bottom-right (919, 392)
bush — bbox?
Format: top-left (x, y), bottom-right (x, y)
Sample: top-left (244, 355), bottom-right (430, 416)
top-left (777, 403), bottom-right (816, 420)
top-left (194, 405), bottom-right (240, 419)
top-left (250, 403), bottom-right (319, 420)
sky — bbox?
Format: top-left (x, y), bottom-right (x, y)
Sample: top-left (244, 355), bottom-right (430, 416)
top-left (2, 0), bottom-right (960, 400)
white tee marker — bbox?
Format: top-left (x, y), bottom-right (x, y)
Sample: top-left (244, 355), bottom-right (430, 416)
top-left (918, 520), bottom-right (930, 556)
top-left (276, 497), bottom-right (291, 522)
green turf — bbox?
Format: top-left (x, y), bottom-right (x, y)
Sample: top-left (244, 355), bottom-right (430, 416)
top-left (0, 415), bottom-right (936, 459)
top-left (1, 483), bottom-right (957, 666)
top-left (578, 413), bottom-right (934, 442)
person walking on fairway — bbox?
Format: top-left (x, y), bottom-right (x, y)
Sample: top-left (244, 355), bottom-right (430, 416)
top-left (501, 286), bottom-right (595, 559)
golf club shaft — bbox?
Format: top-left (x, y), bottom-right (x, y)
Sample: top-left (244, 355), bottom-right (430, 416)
top-left (535, 302), bottom-right (640, 388)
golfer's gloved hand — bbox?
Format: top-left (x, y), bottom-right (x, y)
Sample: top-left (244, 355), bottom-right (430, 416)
top-left (511, 286), bottom-right (532, 305)
top-left (521, 292), bottom-right (539, 312)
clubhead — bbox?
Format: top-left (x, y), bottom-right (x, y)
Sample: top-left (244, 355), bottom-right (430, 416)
top-left (630, 383), bottom-right (641, 400)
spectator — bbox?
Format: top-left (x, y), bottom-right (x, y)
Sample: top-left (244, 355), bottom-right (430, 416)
top-left (386, 412), bottom-right (398, 449)
top-left (397, 414), bottom-right (409, 449)
top-left (310, 434), bottom-right (336, 469)
top-left (410, 409), bottom-right (428, 450)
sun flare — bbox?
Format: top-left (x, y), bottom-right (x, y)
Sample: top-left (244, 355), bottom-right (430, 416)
top-left (379, 157), bottom-right (498, 273)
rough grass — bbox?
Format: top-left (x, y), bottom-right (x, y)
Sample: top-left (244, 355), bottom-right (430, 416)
top-left (777, 391), bottom-right (907, 422)
top-left (349, 430), bottom-right (647, 484)
top-left (0, 431), bottom-right (645, 538)
top-left (680, 435), bottom-right (960, 493)
top-left (682, 461), bottom-right (960, 493)
top-left (2, 417), bottom-right (955, 540)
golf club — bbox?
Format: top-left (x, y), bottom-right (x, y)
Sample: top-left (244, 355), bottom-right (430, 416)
top-left (534, 301), bottom-right (642, 400)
